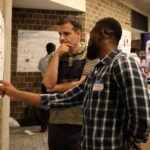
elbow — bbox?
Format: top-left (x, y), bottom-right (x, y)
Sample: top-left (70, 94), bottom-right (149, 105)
top-left (44, 83), bottom-right (55, 89)
top-left (43, 76), bottom-right (57, 89)
top-left (43, 80), bottom-right (56, 89)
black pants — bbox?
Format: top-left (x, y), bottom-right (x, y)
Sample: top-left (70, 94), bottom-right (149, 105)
top-left (48, 124), bottom-right (82, 150)
top-left (40, 84), bottom-right (50, 130)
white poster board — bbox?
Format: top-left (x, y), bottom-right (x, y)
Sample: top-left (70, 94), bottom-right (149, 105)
top-left (118, 29), bottom-right (131, 54)
top-left (17, 30), bottom-right (59, 72)
top-left (0, 11), bottom-right (4, 80)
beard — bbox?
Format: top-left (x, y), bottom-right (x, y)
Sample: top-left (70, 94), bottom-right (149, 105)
top-left (87, 43), bottom-right (99, 60)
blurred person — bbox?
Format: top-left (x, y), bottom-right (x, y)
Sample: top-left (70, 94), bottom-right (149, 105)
top-left (146, 47), bottom-right (150, 71)
top-left (130, 47), bottom-right (141, 65)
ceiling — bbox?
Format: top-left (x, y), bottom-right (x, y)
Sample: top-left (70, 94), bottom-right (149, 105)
top-left (122, 0), bottom-right (150, 13)
top-left (13, 0), bottom-right (150, 13)
top-left (12, 0), bottom-right (82, 11)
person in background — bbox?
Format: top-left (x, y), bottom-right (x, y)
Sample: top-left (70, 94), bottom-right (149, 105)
top-left (38, 42), bottom-right (56, 132)
top-left (146, 47), bottom-right (150, 72)
top-left (0, 17), bottom-right (149, 150)
top-left (43, 16), bottom-right (98, 150)
top-left (130, 47), bottom-right (141, 65)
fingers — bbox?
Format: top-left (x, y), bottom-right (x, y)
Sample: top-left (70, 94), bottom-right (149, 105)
top-left (0, 84), bottom-right (6, 98)
top-left (0, 80), bottom-right (12, 98)
top-left (0, 80), bottom-right (10, 86)
top-left (64, 42), bottom-right (74, 48)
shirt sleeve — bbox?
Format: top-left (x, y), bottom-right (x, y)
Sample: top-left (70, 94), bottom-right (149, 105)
top-left (41, 83), bottom-right (84, 110)
top-left (114, 56), bottom-right (150, 143)
top-left (82, 58), bottom-right (99, 75)
top-left (47, 53), bottom-right (52, 64)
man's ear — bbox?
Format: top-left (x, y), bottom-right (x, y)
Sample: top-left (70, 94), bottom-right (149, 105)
top-left (100, 29), bottom-right (108, 38)
top-left (97, 30), bottom-right (105, 40)
top-left (76, 30), bottom-right (81, 36)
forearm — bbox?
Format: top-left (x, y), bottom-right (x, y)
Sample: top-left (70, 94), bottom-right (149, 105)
top-left (43, 53), bottom-right (59, 88)
top-left (47, 75), bottom-right (86, 92)
top-left (129, 98), bottom-right (150, 143)
top-left (41, 83), bottom-right (84, 110)
top-left (12, 90), bottom-right (42, 107)
top-left (128, 78), bottom-right (150, 142)
top-left (126, 83), bottom-right (150, 142)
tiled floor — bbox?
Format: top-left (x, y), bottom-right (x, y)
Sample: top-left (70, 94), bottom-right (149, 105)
top-left (10, 126), bottom-right (48, 150)
top-left (9, 126), bottom-right (150, 150)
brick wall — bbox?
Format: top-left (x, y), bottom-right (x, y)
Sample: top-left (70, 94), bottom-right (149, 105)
top-left (85, 0), bottom-right (131, 35)
top-left (11, 8), bottom-right (85, 121)
top-left (11, 0), bottom-right (132, 122)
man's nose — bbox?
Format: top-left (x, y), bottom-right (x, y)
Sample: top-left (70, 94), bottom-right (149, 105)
top-left (60, 34), bottom-right (65, 41)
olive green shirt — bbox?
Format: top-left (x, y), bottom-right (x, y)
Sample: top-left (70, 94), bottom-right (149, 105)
top-left (49, 42), bottom-right (99, 125)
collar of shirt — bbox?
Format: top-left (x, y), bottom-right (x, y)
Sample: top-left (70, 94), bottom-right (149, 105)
top-left (95, 49), bottom-right (122, 68)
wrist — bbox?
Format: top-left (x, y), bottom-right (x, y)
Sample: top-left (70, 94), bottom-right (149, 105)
top-left (52, 51), bottom-right (60, 58)
top-left (14, 90), bottom-right (22, 100)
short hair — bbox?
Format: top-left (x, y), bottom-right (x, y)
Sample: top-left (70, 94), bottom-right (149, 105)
top-left (57, 16), bottom-right (82, 31)
top-left (46, 43), bottom-right (56, 54)
top-left (93, 17), bottom-right (122, 45)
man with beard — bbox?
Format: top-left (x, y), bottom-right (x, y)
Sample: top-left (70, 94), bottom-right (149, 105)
top-left (0, 17), bottom-right (150, 150)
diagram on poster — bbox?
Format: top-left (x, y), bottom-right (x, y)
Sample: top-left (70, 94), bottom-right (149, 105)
top-left (0, 11), bottom-right (4, 80)
top-left (17, 30), bottom-right (59, 72)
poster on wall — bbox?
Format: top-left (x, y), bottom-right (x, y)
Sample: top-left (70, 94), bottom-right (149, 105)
top-left (17, 30), bottom-right (59, 72)
top-left (118, 29), bottom-right (131, 54)
top-left (0, 11), bottom-right (4, 80)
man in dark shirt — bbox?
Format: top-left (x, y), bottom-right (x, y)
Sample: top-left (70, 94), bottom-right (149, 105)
top-left (1, 17), bottom-right (149, 150)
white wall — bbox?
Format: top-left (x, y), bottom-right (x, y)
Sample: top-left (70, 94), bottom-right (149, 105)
top-left (49, 0), bottom-right (86, 12)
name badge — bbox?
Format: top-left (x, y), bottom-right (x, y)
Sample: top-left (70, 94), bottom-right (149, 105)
top-left (93, 80), bottom-right (104, 91)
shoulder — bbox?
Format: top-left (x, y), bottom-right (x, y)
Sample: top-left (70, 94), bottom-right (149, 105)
top-left (112, 53), bottom-right (141, 72)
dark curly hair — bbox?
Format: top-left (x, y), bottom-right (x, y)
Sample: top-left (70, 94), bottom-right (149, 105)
top-left (93, 17), bottom-right (122, 45)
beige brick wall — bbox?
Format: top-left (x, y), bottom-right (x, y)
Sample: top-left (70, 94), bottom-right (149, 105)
top-left (85, 0), bottom-right (131, 35)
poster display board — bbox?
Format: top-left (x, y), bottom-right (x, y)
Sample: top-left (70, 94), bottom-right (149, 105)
top-left (118, 29), bottom-right (131, 54)
top-left (0, 10), bottom-right (4, 131)
top-left (17, 30), bottom-right (59, 72)
top-left (0, 11), bottom-right (4, 80)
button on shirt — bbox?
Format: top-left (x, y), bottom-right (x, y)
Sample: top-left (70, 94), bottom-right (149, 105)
top-left (41, 50), bottom-right (150, 150)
